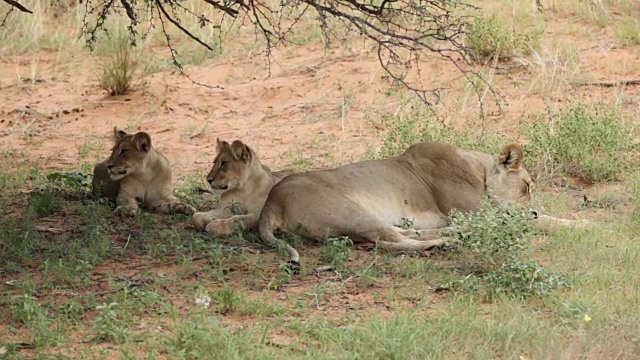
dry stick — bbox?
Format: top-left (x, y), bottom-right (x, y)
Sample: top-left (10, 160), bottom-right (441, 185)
top-left (572, 79), bottom-right (640, 88)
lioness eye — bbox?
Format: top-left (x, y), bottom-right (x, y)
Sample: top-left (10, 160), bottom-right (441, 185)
top-left (120, 149), bottom-right (128, 156)
top-left (220, 161), bottom-right (227, 168)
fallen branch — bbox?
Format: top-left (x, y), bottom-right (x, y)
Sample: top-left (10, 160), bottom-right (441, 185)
top-left (572, 79), bottom-right (640, 88)
top-left (35, 225), bottom-right (64, 234)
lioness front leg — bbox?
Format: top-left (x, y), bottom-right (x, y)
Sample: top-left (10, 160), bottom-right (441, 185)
top-left (152, 196), bottom-right (196, 216)
top-left (534, 213), bottom-right (591, 232)
top-left (115, 193), bottom-right (140, 217)
top-left (205, 213), bottom-right (259, 236)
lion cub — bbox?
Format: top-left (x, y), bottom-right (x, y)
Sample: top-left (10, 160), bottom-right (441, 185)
top-left (192, 138), bottom-right (293, 236)
top-left (92, 127), bottom-right (196, 217)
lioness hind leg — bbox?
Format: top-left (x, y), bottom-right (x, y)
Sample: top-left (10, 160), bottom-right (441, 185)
top-left (205, 214), bottom-right (258, 236)
top-left (393, 227), bottom-right (449, 240)
top-left (361, 228), bottom-right (448, 253)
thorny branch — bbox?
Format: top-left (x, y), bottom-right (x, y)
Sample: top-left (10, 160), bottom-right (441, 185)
top-left (1, 0), bottom-right (541, 112)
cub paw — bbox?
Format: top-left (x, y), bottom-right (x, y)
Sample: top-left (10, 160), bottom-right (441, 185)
top-left (115, 205), bottom-right (139, 217)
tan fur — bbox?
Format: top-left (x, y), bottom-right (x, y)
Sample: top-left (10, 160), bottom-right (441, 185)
top-left (192, 139), bottom-right (294, 236)
top-left (259, 141), bottom-right (584, 264)
top-left (92, 127), bottom-right (196, 216)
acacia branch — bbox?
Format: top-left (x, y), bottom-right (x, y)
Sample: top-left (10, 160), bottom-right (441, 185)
top-left (155, 0), bottom-right (214, 52)
top-left (1, 0), bottom-right (32, 13)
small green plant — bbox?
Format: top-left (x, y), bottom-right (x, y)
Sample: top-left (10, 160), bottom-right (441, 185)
top-left (466, 14), bottom-right (542, 62)
top-left (445, 196), bottom-right (536, 272)
top-left (28, 185), bottom-right (65, 217)
top-left (92, 302), bottom-right (130, 343)
top-left (267, 263), bottom-right (295, 290)
top-left (212, 285), bottom-right (239, 314)
top-left (0, 218), bottom-right (40, 263)
top-left (9, 294), bottom-right (65, 349)
top-left (10, 294), bottom-right (44, 325)
top-left (321, 236), bottom-right (353, 267)
top-left (525, 104), bottom-right (635, 183)
top-left (614, 17), bottom-right (640, 46)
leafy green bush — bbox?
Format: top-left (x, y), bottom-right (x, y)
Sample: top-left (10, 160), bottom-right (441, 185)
top-left (466, 14), bottom-right (543, 62)
top-left (445, 197), bottom-right (536, 271)
top-left (525, 104), bottom-right (635, 183)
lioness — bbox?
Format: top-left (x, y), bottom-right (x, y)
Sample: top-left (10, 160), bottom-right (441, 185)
top-left (259, 141), bottom-right (586, 266)
top-left (192, 138), bottom-right (294, 236)
top-left (92, 127), bottom-right (196, 216)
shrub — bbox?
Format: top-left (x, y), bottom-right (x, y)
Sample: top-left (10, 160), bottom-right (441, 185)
top-left (97, 30), bottom-right (143, 96)
top-left (367, 99), bottom-right (504, 160)
top-left (444, 196), bottom-right (536, 272)
top-left (443, 257), bottom-right (569, 300)
top-left (614, 17), bottom-right (640, 46)
top-left (466, 14), bottom-right (543, 62)
top-left (525, 104), bottom-right (635, 183)
top-left (482, 257), bottom-right (569, 299)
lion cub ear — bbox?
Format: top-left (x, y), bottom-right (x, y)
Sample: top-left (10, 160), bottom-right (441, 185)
top-left (113, 127), bottom-right (128, 142)
top-left (216, 138), bottom-right (229, 153)
top-left (499, 144), bottom-right (523, 170)
top-left (133, 132), bottom-right (152, 153)
top-left (230, 140), bottom-right (252, 161)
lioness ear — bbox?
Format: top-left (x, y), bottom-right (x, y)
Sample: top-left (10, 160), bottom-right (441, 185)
top-left (113, 127), bottom-right (128, 142)
top-left (499, 144), bottom-right (524, 170)
top-left (230, 140), bottom-right (252, 161)
top-left (216, 138), bottom-right (229, 153)
top-left (133, 132), bottom-right (152, 153)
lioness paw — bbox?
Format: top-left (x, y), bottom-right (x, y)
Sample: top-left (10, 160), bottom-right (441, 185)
top-left (176, 203), bottom-right (196, 216)
top-left (193, 212), bottom-right (216, 231)
top-left (205, 219), bottom-right (235, 236)
top-left (115, 205), bottom-right (139, 217)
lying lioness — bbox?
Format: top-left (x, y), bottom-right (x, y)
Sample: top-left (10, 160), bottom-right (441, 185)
top-left (259, 141), bottom-right (586, 266)
top-left (92, 127), bottom-right (196, 216)
top-left (192, 138), bottom-right (294, 236)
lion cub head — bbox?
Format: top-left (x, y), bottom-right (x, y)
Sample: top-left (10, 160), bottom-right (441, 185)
top-left (486, 144), bottom-right (534, 208)
top-left (206, 139), bottom-right (255, 191)
top-left (105, 127), bottom-right (152, 181)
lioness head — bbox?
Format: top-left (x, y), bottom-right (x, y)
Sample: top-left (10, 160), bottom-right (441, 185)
top-left (206, 139), bottom-right (255, 190)
top-left (105, 127), bottom-right (152, 181)
top-left (486, 144), bottom-right (534, 208)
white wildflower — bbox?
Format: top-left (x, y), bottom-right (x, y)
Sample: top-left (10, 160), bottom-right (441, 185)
top-left (195, 293), bottom-right (211, 308)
